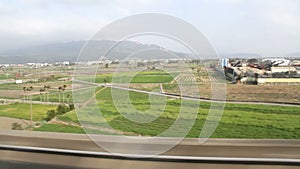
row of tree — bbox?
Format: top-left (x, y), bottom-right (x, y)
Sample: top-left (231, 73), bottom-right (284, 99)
top-left (23, 84), bottom-right (71, 104)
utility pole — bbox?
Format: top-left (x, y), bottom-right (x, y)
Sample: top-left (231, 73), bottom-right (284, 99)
top-left (47, 93), bottom-right (49, 103)
top-left (30, 95), bottom-right (33, 129)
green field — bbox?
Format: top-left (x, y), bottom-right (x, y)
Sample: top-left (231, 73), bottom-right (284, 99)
top-left (0, 103), bottom-right (56, 121)
top-left (1, 88), bottom-right (299, 139)
top-left (0, 74), bottom-right (13, 80)
top-left (57, 88), bottom-right (300, 139)
top-left (34, 123), bottom-right (119, 135)
top-left (95, 70), bottom-right (176, 83)
top-left (0, 83), bottom-right (20, 90)
top-left (34, 123), bottom-right (85, 133)
top-left (58, 110), bottom-right (79, 124)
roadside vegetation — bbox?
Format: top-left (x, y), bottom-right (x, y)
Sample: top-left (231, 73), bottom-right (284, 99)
top-left (34, 123), bottom-right (85, 133)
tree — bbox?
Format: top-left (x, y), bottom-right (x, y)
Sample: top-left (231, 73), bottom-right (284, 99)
top-left (58, 85), bottom-right (67, 103)
top-left (105, 63), bottom-right (109, 68)
top-left (22, 86), bottom-right (33, 127)
top-left (50, 75), bottom-right (55, 81)
top-left (103, 77), bottom-right (108, 84)
top-left (39, 92), bottom-right (42, 102)
top-left (69, 104), bottom-right (75, 110)
top-left (45, 85), bottom-right (50, 102)
top-left (56, 104), bottom-right (70, 115)
top-left (66, 94), bottom-right (71, 103)
top-left (62, 85), bottom-right (66, 103)
top-left (45, 110), bottom-right (56, 121)
top-left (23, 86), bottom-right (27, 100)
top-left (58, 86), bottom-right (62, 103)
top-left (40, 88), bottom-right (46, 102)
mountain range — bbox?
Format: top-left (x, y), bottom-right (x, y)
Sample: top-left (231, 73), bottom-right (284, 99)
top-left (0, 40), bottom-right (298, 64)
top-left (0, 40), bottom-right (189, 64)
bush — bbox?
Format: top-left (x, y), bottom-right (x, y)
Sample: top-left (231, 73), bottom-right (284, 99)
top-left (69, 104), bottom-right (75, 110)
top-left (45, 110), bottom-right (56, 121)
top-left (56, 104), bottom-right (70, 115)
top-left (11, 122), bottom-right (22, 130)
top-left (44, 105), bottom-right (73, 122)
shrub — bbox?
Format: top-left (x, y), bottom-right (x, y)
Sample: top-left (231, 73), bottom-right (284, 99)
top-left (11, 122), bottom-right (22, 130)
top-left (56, 104), bottom-right (70, 115)
top-left (69, 104), bottom-right (75, 110)
top-left (45, 109), bottom-right (56, 121)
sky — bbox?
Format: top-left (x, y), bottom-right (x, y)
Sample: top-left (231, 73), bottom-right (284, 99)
top-left (0, 0), bottom-right (299, 56)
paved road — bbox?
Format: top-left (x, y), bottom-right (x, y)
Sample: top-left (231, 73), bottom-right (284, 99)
top-left (0, 79), bottom-right (14, 85)
top-left (1, 130), bottom-right (300, 169)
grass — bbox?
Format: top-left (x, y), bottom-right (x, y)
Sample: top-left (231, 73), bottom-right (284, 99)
top-left (58, 110), bottom-right (79, 124)
top-left (162, 83), bottom-right (180, 94)
top-left (0, 75), bottom-right (13, 80)
top-left (34, 123), bottom-right (85, 133)
top-left (0, 83), bottom-right (20, 90)
top-left (0, 103), bottom-right (56, 121)
top-left (34, 123), bottom-right (120, 135)
top-left (94, 70), bottom-right (176, 83)
top-left (57, 87), bottom-right (300, 139)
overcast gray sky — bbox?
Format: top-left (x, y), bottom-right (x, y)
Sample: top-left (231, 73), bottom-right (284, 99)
top-left (0, 0), bottom-right (299, 56)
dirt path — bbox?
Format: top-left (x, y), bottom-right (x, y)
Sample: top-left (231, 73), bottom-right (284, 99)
top-left (0, 116), bottom-right (31, 130)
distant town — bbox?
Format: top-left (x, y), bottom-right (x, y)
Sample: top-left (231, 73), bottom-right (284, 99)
top-left (221, 57), bottom-right (300, 85)
top-left (1, 56), bottom-right (300, 86)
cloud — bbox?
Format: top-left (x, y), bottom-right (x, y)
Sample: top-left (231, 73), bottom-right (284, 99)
top-left (198, 0), bottom-right (242, 4)
top-left (0, 0), bottom-right (299, 55)
top-left (0, 1), bottom-right (16, 15)
top-left (262, 0), bottom-right (300, 34)
top-left (46, 0), bottom-right (159, 7)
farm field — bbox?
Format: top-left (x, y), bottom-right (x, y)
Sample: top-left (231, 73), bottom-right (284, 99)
top-left (1, 66), bottom-right (299, 104)
top-left (0, 80), bottom-right (72, 100)
top-left (0, 103), bottom-right (56, 121)
top-left (57, 88), bottom-right (300, 139)
top-left (162, 82), bottom-right (300, 104)
top-left (0, 74), bottom-right (12, 80)
top-left (94, 70), bottom-right (177, 83)
top-left (1, 64), bottom-right (300, 138)
top-left (31, 90), bottom-right (73, 103)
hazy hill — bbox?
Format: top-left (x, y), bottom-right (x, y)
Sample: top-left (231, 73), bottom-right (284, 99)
top-left (285, 52), bottom-right (300, 57)
top-left (220, 53), bottom-right (262, 59)
top-left (0, 40), bottom-right (188, 64)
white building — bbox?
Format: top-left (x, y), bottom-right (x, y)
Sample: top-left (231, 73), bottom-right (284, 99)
top-left (15, 80), bottom-right (23, 84)
top-left (271, 67), bottom-right (296, 73)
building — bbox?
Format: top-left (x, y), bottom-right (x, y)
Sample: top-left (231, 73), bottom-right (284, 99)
top-left (271, 67), bottom-right (296, 73)
top-left (257, 78), bottom-right (300, 85)
top-left (15, 80), bottom-right (23, 84)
